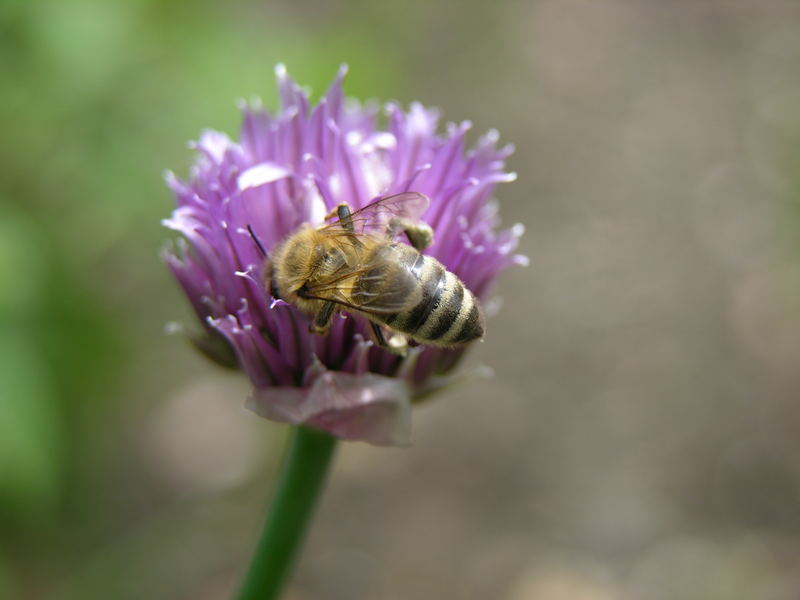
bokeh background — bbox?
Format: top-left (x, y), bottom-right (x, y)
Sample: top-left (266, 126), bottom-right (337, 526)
top-left (3, 1), bottom-right (800, 598)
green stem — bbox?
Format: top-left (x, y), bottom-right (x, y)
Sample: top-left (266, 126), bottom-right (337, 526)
top-left (237, 426), bottom-right (337, 600)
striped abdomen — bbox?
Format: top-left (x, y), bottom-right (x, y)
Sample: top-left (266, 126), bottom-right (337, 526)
top-left (374, 247), bottom-right (484, 347)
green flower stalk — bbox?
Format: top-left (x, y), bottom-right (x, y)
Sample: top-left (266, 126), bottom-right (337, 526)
top-left (237, 427), bottom-right (335, 600)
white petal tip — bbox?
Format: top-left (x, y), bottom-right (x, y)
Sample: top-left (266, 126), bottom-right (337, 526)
top-left (237, 162), bottom-right (291, 191)
top-left (514, 254), bottom-right (530, 267)
top-left (269, 298), bottom-right (289, 309)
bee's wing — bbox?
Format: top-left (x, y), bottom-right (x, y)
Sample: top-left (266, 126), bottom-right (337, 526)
top-left (301, 241), bottom-right (423, 315)
top-left (322, 192), bottom-right (430, 236)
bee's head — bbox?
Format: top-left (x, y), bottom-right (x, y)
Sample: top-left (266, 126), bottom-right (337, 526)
top-left (270, 228), bottom-right (349, 304)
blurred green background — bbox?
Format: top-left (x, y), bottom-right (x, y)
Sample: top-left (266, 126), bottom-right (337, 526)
top-left (3, 1), bottom-right (800, 598)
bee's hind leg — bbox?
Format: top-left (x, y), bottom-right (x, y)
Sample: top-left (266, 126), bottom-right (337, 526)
top-left (369, 321), bottom-right (408, 356)
top-left (388, 218), bottom-right (434, 251)
top-left (309, 302), bottom-right (336, 335)
top-left (369, 321), bottom-right (388, 346)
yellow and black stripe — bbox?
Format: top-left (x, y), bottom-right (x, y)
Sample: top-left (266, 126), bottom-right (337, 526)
top-left (377, 251), bottom-right (484, 347)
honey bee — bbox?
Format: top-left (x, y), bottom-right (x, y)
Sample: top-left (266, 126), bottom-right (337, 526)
top-left (264, 192), bottom-right (484, 353)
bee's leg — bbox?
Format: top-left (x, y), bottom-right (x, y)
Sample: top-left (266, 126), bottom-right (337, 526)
top-left (309, 301), bottom-right (336, 334)
top-left (324, 203), bottom-right (355, 233)
top-left (337, 204), bottom-right (354, 232)
top-left (324, 204), bottom-right (341, 221)
top-left (369, 321), bottom-right (408, 356)
top-left (387, 333), bottom-right (409, 356)
top-left (369, 321), bottom-right (388, 346)
top-left (388, 218), bottom-right (434, 251)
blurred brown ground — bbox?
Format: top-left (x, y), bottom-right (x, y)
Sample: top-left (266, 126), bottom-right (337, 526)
top-left (293, 3), bottom-right (800, 599)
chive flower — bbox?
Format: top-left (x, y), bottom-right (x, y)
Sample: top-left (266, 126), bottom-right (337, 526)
top-left (163, 65), bottom-right (525, 445)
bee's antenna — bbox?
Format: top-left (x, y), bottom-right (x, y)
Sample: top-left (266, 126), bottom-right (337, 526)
top-left (247, 224), bottom-right (268, 258)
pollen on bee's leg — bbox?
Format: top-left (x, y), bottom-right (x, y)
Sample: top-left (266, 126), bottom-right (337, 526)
top-left (386, 334), bottom-right (409, 357)
top-left (308, 319), bottom-right (334, 335)
top-left (369, 322), bottom-right (407, 355)
top-left (406, 223), bottom-right (433, 251)
top-left (367, 322), bottom-right (406, 356)
top-left (388, 217), bottom-right (433, 250)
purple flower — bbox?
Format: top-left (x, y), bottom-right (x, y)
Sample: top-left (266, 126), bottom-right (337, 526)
top-left (163, 65), bottom-right (526, 445)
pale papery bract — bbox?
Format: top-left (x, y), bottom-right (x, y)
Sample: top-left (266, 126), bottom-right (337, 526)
top-left (163, 65), bottom-right (526, 445)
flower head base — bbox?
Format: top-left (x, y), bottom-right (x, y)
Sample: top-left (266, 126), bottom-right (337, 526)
top-left (163, 65), bottom-right (525, 445)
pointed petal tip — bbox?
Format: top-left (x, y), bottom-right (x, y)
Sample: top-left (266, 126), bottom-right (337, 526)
top-left (159, 239), bottom-right (181, 262)
top-left (236, 96), bottom-right (263, 111)
top-left (275, 63), bottom-right (287, 78)
top-left (237, 162), bottom-right (291, 191)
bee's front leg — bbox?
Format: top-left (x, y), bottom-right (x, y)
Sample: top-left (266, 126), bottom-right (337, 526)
top-left (309, 301), bottom-right (336, 334)
top-left (325, 203), bottom-right (355, 233)
top-left (388, 218), bottom-right (434, 251)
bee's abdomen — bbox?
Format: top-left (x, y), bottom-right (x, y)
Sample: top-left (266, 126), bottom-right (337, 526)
top-left (385, 255), bottom-right (483, 346)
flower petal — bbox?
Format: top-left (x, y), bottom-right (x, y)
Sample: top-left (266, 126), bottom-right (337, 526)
top-left (237, 162), bottom-right (291, 191)
top-left (247, 369), bottom-right (412, 446)
top-left (165, 66), bottom-right (523, 445)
